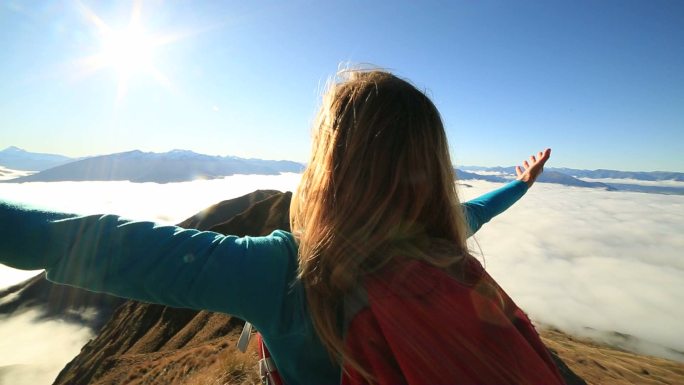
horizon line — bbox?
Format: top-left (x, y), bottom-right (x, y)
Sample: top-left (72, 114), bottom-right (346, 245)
top-left (2, 145), bottom-right (683, 174)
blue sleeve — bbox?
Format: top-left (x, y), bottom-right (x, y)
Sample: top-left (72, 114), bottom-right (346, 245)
top-left (0, 200), bottom-right (297, 330)
top-left (462, 180), bottom-right (528, 235)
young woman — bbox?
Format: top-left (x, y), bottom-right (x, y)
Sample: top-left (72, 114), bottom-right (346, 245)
top-left (0, 70), bottom-right (559, 384)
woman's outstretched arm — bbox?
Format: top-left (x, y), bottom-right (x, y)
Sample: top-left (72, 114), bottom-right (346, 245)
top-left (463, 148), bottom-right (550, 235)
top-left (0, 200), bottom-right (296, 330)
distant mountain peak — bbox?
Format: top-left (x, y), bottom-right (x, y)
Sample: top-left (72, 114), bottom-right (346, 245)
top-left (2, 146), bottom-right (25, 153)
top-left (0, 146), bottom-right (74, 172)
top-left (168, 149), bottom-right (197, 154)
top-left (166, 149), bottom-right (207, 158)
top-left (4, 149), bottom-right (305, 183)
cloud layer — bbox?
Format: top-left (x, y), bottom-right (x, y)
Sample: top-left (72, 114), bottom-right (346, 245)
top-left (460, 181), bottom-right (684, 361)
top-left (0, 310), bottom-right (94, 385)
top-left (0, 175), bottom-right (682, 385)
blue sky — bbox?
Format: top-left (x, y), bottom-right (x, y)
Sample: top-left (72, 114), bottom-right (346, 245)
top-left (0, 0), bottom-right (682, 171)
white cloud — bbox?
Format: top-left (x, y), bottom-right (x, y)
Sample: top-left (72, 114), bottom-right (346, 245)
top-left (0, 310), bottom-right (93, 385)
top-left (466, 170), bottom-right (512, 177)
top-left (460, 181), bottom-right (684, 361)
top-left (0, 268), bottom-right (41, 290)
top-left (0, 173), bottom-right (302, 225)
top-left (0, 175), bottom-right (682, 377)
top-left (0, 167), bottom-right (33, 181)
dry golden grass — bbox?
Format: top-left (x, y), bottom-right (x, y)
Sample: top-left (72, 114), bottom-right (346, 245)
top-left (60, 310), bottom-right (684, 385)
top-left (183, 339), bottom-right (261, 385)
top-left (540, 328), bottom-right (684, 385)
top-left (101, 328), bottom-right (684, 385)
top-left (84, 332), bottom-right (262, 385)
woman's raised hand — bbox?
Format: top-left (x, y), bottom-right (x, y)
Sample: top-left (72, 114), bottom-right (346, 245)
top-left (516, 148), bottom-right (551, 188)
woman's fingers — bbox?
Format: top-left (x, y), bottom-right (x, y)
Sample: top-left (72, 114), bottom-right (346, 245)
top-left (528, 149), bottom-right (551, 168)
top-left (516, 165), bottom-right (523, 176)
top-left (542, 148), bottom-right (551, 160)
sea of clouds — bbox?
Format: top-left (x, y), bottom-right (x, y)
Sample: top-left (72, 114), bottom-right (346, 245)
top-left (459, 181), bottom-right (684, 362)
top-left (578, 177), bottom-right (684, 187)
top-left (0, 174), bottom-right (683, 384)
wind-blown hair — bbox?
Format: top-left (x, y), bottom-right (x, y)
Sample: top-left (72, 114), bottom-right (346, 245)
top-left (290, 70), bottom-right (471, 379)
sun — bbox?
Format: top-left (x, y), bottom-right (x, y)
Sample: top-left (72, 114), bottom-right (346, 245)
top-left (100, 26), bottom-right (155, 78)
top-left (74, 1), bottom-right (178, 101)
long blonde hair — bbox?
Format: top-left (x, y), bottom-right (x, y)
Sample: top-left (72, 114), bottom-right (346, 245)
top-left (290, 69), bottom-right (472, 379)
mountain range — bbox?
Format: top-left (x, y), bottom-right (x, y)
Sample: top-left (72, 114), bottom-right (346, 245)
top-left (455, 169), bottom-right (617, 190)
top-left (1, 147), bottom-right (682, 194)
top-left (457, 167), bottom-right (684, 195)
top-left (1, 148), bottom-right (303, 183)
top-left (0, 146), bottom-right (75, 171)
top-left (461, 165), bottom-right (684, 182)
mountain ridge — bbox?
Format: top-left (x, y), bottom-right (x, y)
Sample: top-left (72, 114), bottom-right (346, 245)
top-left (2, 147), bottom-right (682, 194)
top-left (461, 165), bottom-right (684, 182)
top-left (0, 146), bottom-right (75, 171)
top-left (3, 150), bottom-right (304, 184)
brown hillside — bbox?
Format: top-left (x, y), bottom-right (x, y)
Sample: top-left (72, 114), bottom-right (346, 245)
top-left (176, 189), bottom-right (282, 230)
top-left (541, 329), bottom-right (684, 385)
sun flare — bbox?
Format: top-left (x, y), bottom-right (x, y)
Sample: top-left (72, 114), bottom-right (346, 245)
top-left (100, 26), bottom-right (155, 77)
top-left (74, 1), bottom-right (178, 102)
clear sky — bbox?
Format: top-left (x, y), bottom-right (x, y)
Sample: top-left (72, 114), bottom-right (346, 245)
top-left (1, 0), bottom-right (682, 171)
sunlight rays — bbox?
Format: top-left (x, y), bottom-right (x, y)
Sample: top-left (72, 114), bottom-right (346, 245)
top-left (73, 0), bottom-right (181, 102)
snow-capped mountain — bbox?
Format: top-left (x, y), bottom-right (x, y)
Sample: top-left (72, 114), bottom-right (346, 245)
top-left (5, 149), bottom-right (304, 183)
top-left (0, 146), bottom-right (75, 171)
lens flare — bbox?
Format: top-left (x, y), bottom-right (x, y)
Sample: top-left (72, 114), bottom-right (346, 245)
top-left (73, 0), bottom-right (179, 102)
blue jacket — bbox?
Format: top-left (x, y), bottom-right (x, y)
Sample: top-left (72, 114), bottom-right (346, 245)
top-left (0, 180), bottom-right (528, 384)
